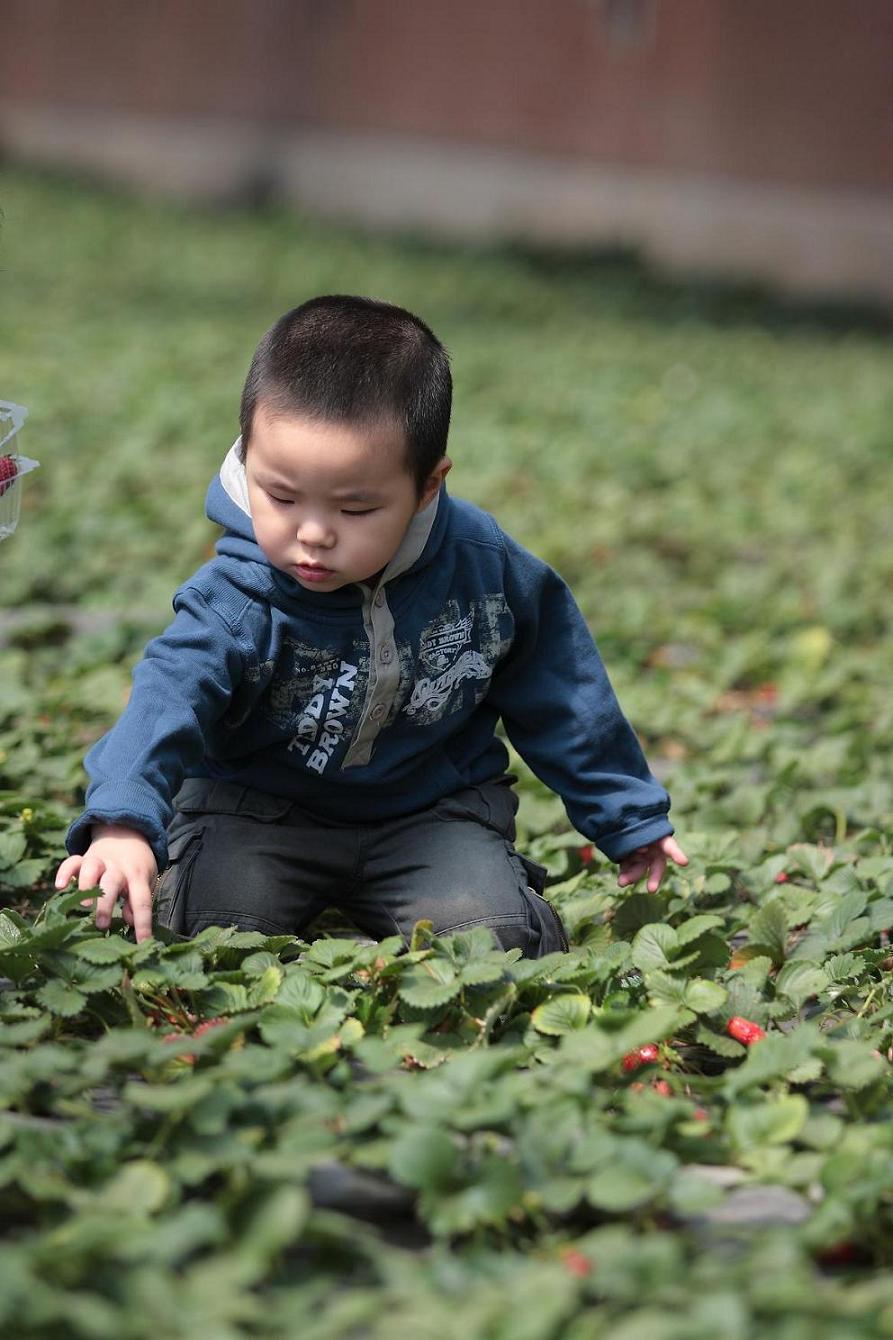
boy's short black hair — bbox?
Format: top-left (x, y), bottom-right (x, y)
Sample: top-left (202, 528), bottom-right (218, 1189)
top-left (238, 295), bottom-right (452, 495)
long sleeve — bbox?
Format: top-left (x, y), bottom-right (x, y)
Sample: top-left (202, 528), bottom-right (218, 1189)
top-left (487, 532), bottom-right (673, 862)
top-left (65, 586), bottom-right (245, 870)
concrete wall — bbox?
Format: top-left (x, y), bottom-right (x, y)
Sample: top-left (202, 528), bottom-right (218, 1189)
top-left (2, 0), bottom-right (892, 303)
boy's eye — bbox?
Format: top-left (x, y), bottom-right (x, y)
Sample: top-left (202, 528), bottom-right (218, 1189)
top-left (342, 508), bottom-right (377, 516)
top-left (267, 493), bottom-right (293, 505)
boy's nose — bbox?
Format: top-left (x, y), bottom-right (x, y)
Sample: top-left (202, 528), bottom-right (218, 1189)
top-left (296, 518), bottom-right (335, 548)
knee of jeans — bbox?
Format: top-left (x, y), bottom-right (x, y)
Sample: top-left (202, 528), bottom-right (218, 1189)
top-left (444, 891), bottom-right (567, 960)
top-left (432, 911), bottom-right (531, 956)
top-left (428, 890), bottom-right (492, 932)
top-left (185, 910), bottom-right (294, 937)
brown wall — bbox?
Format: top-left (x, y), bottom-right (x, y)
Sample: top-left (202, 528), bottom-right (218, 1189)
top-left (3, 0), bottom-right (891, 192)
top-left (2, 1), bottom-right (892, 302)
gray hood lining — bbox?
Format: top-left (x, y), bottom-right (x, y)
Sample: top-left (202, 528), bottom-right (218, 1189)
top-left (220, 440), bottom-right (252, 516)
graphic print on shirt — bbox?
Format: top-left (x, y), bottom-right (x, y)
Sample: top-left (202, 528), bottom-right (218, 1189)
top-left (404, 596), bottom-right (513, 725)
top-left (264, 636), bottom-right (368, 775)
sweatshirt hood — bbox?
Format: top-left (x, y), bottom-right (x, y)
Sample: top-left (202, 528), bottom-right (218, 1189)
top-left (205, 439), bottom-right (449, 600)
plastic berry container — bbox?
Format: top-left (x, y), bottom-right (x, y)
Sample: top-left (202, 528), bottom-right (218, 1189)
top-left (0, 402), bottom-right (40, 542)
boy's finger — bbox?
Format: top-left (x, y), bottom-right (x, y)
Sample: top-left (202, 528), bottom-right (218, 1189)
top-left (97, 873), bottom-right (124, 905)
top-left (95, 871), bottom-right (126, 928)
top-left (664, 838), bottom-right (689, 866)
top-left (127, 882), bottom-right (155, 944)
top-left (646, 852), bottom-right (667, 892)
top-left (76, 855), bottom-right (108, 893)
top-left (55, 855), bottom-right (83, 890)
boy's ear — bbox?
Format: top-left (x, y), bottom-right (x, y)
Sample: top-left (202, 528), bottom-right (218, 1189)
top-left (417, 456), bottom-right (452, 510)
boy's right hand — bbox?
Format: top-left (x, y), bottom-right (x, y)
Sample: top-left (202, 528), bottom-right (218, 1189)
top-left (54, 824), bottom-right (158, 943)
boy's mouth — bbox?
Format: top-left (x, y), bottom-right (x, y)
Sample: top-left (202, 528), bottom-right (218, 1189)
top-left (295, 563), bottom-right (335, 583)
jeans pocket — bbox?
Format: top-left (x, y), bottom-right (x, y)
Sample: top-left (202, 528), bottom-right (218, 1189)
top-left (522, 883), bottom-right (570, 954)
top-left (518, 854), bottom-right (548, 896)
top-left (434, 774), bottom-right (519, 838)
top-left (173, 779), bottom-right (293, 822)
top-left (153, 830), bottom-right (203, 937)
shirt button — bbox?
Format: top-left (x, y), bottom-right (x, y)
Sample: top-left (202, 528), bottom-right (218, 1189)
top-left (379, 645), bottom-right (392, 663)
top-left (370, 703), bottom-right (386, 722)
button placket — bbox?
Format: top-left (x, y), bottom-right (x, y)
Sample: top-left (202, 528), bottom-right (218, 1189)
top-left (342, 587), bottom-right (399, 767)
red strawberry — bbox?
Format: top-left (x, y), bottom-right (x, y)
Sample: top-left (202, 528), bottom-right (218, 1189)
top-left (560, 1247), bottom-right (592, 1277)
top-left (193, 1015), bottom-right (230, 1037)
top-left (774, 871), bottom-right (790, 884)
top-left (161, 1033), bottom-right (197, 1064)
top-left (651, 1079), bottom-right (672, 1097)
top-left (0, 456), bottom-right (17, 497)
top-left (622, 1043), bottom-right (660, 1071)
top-left (727, 1016), bottom-right (766, 1046)
top-left (815, 1241), bottom-right (858, 1267)
top-left (148, 1010), bottom-right (176, 1027)
top-left (578, 844), bottom-right (594, 865)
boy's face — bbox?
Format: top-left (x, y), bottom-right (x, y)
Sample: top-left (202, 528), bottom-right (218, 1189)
top-left (244, 404), bottom-right (451, 592)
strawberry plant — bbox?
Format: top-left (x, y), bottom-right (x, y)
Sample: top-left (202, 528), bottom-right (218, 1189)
top-left (3, 164), bottom-right (893, 1336)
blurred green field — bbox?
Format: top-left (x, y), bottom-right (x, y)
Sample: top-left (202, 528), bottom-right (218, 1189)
top-left (3, 166), bottom-right (892, 820)
top-left (2, 165), bottom-right (893, 1338)
top-left (3, 165), bottom-right (892, 839)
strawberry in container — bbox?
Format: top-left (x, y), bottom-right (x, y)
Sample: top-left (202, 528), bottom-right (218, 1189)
top-left (0, 402), bottom-right (40, 542)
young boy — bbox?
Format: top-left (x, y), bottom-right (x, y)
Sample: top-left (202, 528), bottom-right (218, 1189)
top-left (56, 295), bottom-right (687, 955)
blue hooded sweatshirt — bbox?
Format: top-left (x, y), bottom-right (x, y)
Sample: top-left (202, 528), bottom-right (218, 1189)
top-left (66, 444), bottom-right (673, 871)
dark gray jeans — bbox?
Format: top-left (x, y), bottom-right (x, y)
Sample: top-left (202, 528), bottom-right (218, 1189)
top-left (153, 775), bottom-right (569, 958)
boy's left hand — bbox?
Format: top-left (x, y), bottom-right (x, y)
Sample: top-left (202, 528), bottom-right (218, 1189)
top-left (617, 836), bottom-right (689, 893)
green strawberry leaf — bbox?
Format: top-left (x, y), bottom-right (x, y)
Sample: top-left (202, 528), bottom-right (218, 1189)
top-left (35, 980), bottom-right (88, 1017)
top-left (530, 992), bottom-right (592, 1035)
top-left (388, 1125), bottom-right (458, 1191)
top-left (398, 961), bottom-right (461, 1010)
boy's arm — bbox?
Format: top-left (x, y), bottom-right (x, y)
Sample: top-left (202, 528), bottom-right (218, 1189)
top-left (64, 584), bottom-right (247, 873)
top-left (488, 532), bottom-right (681, 871)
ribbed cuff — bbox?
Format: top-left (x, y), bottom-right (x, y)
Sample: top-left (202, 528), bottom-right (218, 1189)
top-left (65, 789), bottom-right (168, 872)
